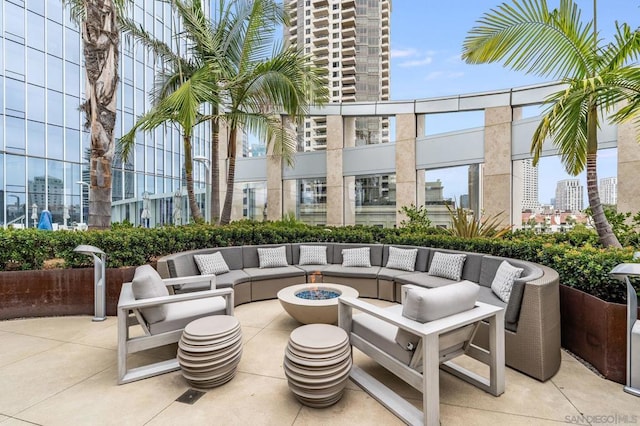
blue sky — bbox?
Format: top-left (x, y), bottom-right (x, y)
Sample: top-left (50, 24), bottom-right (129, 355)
top-left (389, 0), bottom-right (640, 206)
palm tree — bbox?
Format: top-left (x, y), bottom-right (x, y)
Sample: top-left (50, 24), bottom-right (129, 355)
top-left (119, 66), bottom-right (219, 223)
top-left (218, 0), bottom-right (328, 224)
top-left (462, 0), bottom-right (640, 247)
top-left (62, 0), bottom-right (130, 230)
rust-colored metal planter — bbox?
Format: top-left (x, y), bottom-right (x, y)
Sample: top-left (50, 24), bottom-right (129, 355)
top-left (0, 267), bottom-right (136, 320)
top-left (560, 284), bottom-right (640, 384)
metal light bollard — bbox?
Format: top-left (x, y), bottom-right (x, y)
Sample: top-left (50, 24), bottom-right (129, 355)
top-left (610, 263), bottom-right (640, 397)
top-left (74, 245), bottom-right (107, 322)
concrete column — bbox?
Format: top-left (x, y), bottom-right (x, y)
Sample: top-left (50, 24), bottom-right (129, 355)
top-left (282, 179), bottom-right (297, 218)
top-left (395, 113), bottom-right (417, 226)
top-left (326, 115), bottom-right (345, 226)
top-left (617, 119), bottom-right (640, 214)
top-left (266, 132), bottom-right (283, 221)
top-left (483, 106), bottom-right (514, 225)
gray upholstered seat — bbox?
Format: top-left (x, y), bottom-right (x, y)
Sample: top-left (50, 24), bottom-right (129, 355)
top-left (322, 265), bottom-right (381, 279)
top-left (394, 273), bottom-right (456, 288)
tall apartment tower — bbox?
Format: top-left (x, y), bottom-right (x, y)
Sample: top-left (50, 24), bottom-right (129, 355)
top-left (515, 159), bottom-right (539, 210)
top-left (555, 179), bottom-right (584, 212)
top-left (286, 0), bottom-right (391, 151)
top-left (599, 177), bottom-right (617, 206)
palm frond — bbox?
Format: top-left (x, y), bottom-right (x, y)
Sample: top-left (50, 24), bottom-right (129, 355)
top-left (462, 0), bottom-right (593, 79)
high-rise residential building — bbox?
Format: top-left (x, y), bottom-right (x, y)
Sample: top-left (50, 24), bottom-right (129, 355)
top-left (521, 159), bottom-right (539, 210)
top-left (286, 0), bottom-right (391, 151)
top-left (555, 179), bottom-right (584, 212)
top-left (0, 1), bottom-right (209, 228)
top-left (599, 177), bottom-right (617, 205)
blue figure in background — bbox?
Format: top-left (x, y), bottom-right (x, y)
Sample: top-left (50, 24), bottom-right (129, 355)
top-left (37, 210), bottom-right (53, 231)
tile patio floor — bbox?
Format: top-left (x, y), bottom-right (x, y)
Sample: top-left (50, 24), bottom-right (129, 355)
top-left (0, 298), bottom-right (639, 425)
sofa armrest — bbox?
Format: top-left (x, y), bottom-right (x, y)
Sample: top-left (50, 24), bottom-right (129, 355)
top-left (162, 274), bottom-right (216, 291)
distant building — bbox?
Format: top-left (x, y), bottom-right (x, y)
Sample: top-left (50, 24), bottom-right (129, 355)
top-left (515, 159), bottom-right (539, 210)
top-left (599, 177), bottom-right (617, 205)
top-left (555, 179), bottom-right (584, 212)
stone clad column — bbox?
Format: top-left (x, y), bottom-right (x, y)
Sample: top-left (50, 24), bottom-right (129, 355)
top-left (395, 113), bottom-right (417, 227)
top-left (617, 119), bottom-right (640, 214)
top-left (483, 106), bottom-right (514, 225)
top-left (343, 117), bottom-right (356, 225)
top-left (266, 126), bottom-right (283, 221)
top-left (326, 115), bottom-right (345, 226)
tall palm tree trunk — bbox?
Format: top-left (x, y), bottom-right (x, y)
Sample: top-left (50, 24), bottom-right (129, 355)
top-left (82, 0), bottom-right (118, 230)
top-left (211, 112), bottom-right (220, 224)
top-left (183, 135), bottom-right (204, 223)
top-left (586, 107), bottom-right (621, 248)
top-left (220, 128), bottom-right (237, 225)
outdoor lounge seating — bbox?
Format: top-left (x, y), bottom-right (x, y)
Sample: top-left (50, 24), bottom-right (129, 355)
top-left (117, 265), bottom-right (234, 384)
top-left (338, 282), bottom-right (505, 426)
top-left (155, 242), bottom-right (560, 381)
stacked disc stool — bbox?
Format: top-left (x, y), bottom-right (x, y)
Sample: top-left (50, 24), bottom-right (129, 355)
top-left (177, 315), bottom-right (242, 389)
top-left (283, 324), bottom-right (352, 407)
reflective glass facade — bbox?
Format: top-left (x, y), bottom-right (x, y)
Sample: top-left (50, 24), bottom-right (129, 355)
top-left (0, 1), bottom-right (209, 228)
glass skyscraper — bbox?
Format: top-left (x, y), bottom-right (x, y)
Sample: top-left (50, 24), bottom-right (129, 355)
top-left (0, 0), bottom-right (209, 228)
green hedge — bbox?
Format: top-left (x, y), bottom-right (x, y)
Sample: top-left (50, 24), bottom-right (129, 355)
top-left (0, 222), bottom-right (636, 303)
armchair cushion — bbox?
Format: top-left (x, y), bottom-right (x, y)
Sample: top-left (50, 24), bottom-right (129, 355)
top-left (131, 265), bottom-right (170, 324)
top-left (147, 296), bottom-right (228, 335)
top-left (491, 261), bottom-right (524, 303)
top-left (194, 252), bottom-right (230, 275)
top-left (258, 246), bottom-right (289, 268)
top-left (428, 252), bottom-right (466, 281)
top-left (298, 245), bottom-right (328, 265)
top-left (385, 246), bottom-right (418, 272)
top-left (401, 280), bottom-right (480, 323)
top-left (395, 281), bottom-right (480, 350)
top-left (342, 247), bottom-right (371, 268)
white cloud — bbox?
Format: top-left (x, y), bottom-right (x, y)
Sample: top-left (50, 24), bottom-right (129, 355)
top-left (424, 71), bottom-right (464, 81)
top-left (398, 56), bottom-right (433, 67)
top-left (391, 47), bottom-right (418, 58)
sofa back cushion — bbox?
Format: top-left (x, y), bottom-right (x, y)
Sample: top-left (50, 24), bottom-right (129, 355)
top-left (131, 265), bottom-right (169, 324)
top-left (330, 243), bottom-right (383, 266)
top-left (242, 244), bottom-right (293, 269)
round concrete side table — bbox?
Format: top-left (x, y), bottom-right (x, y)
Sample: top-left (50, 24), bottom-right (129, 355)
top-left (283, 323), bottom-right (352, 407)
top-left (177, 315), bottom-right (242, 389)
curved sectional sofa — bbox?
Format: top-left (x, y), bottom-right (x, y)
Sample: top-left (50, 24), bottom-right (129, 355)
top-left (156, 242), bottom-right (561, 381)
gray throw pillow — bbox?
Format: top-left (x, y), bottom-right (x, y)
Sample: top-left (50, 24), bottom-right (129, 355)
top-left (299, 245), bottom-right (328, 265)
top-left (386, 246), bottom-right (418, 272)
top-left (342, 247), bottom-right (371, 267)
top-left (400, 280), bottom-right (480, 323)
top-left (258, 246), bottom-right (289, 268)
top-left (131, 265), bottom-right (170, 324)
top-left (194, 252), bottom-right (230, 275)
top-left (491, 261), bottom-right (524, 303)
top-left (428, 252), bottom-right (466, 281)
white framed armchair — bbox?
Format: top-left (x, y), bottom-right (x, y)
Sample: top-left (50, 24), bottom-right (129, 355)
top-left (117, 265), bottom-right (234, 385)
top-left (338, 282), bottom-right (505, 426)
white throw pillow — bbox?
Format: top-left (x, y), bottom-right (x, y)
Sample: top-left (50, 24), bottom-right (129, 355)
top-left (194, 252), bottom-right (230, 275)
top-left (258, 246), bottom-right (289, 268)
top-left (298, 245), bottom-right (328, 265)
top-left (491, 261), bottom-right (524, 303)
top-left (386, 246), bottom-right (418, 272)
top-left (342, 247), bottom-right (371, 268)
top-left (428, 252), bottom-right (466, 281)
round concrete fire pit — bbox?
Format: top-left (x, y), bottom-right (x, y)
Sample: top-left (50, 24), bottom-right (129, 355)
top-left (277, 283), bottom-right (359, 324)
